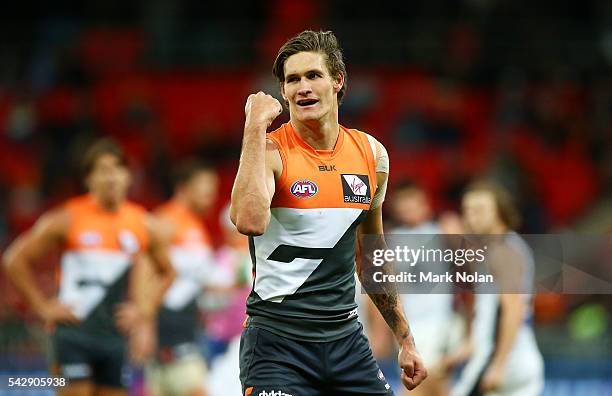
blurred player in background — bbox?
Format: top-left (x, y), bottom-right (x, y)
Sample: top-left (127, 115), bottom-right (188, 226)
top-left (207, 205), bottom-right (252, 396)
top-left (231, 30), bottom-right (426, 395)
top-left (204, 204), bottom-right (252, 358)
top-left (451, 181), bottom-right (544, 396)
top-left (144, 160), bottom-right (218, 396)
top-left (2, 138), bottom-right (176, 396)
top-left (371, 180), bottom-right (461, 396)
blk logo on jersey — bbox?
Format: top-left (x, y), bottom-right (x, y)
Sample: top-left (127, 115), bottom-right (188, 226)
top-left (290, 180), bottom-right (318, 198)
top-left (341, 174), bottom-right (371, 204)
top-left (318, 165), bottom-right (336, 172)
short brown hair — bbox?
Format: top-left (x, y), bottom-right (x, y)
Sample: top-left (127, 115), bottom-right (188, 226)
top-left (81, 138), bottom-right (127, 177)
top-left (464, 180), bottom-right (522, 230)
top-left (272, 30), bottom-right (347, 105)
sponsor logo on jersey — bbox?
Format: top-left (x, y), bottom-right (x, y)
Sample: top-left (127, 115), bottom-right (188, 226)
top-left (185, 228), bottom-right (202, 241)
top-left (118, 229), bottom-right (140, 254)
top-left (318, 164), bottom-right (337, 172)
top-left (290, 180), bottom-right (318, 198)
top-left (258, 391), bottom-right (293, 396)
top-left (348, 307), bottom-right (358, 319)
top-left (341, 174), bottom-right (371, 204)
top-left (378, 369), bottom-right (391, 389)
top-left (183, 228), bottom-right (205, 248)
top-left (61, 363), bottom-right (92, 379)
top-left (79, 231), bottom-right (102, 247)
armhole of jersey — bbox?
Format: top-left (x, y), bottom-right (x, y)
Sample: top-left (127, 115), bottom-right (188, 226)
top-left (366, 133), bottom-right (379, 163)
top-left (140, 210), bottom-right (151, 252)
top-left (62, 203), bottom-right (76, 250)
top-left (266, 137), bottom-right (288, 194)
top-left (365, 132), bottom-right (381, 178)
top-left (363, 132), bottom-right (379, 196)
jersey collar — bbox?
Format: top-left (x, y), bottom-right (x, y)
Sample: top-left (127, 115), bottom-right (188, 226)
top-left (286, 120), bottom-right (345, 159)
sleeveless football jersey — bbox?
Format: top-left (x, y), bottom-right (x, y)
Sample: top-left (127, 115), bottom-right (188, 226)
top-left (246, 121), bottom-right (378, 341)
top-left (155, 200), bottom-right (214, 347)
top-left (452, 232), bottom-right (544, 396)
top-left (59, 194), bottom-right (149, 336)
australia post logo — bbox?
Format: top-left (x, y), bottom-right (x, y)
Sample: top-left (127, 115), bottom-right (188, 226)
top-left (290, 180), bottom-right (318, 198)
top-left (341, 174), bottom-right (371, 204)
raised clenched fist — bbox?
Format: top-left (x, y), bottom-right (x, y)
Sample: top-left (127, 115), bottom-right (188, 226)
top-left (245, 91), bottom-right (283, 127)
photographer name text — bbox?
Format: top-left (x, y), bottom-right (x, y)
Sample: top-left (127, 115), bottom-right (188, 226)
top-left (373, 271), bottom-right (494, 284)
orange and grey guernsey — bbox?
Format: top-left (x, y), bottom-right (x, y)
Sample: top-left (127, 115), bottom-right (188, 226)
top-left (155, 200), bottom-right (214, 347)
top-left (246, 121), bottom-right (377, 342)
top-left (59, 194), bottom-right (149, 337)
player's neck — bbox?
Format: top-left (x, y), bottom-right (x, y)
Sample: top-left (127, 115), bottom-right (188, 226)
top-left (173, 193), bottom-right (199, 216)
top-left (488, 223), bottom-right (508, 235)
top-left (92, 194), bottom-right (121, 213)
top-left (291, 117), bottom-right (340, 151)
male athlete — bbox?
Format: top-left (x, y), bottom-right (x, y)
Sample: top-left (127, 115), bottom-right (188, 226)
top-left (386, 181), bottom-right (459, 396)
top-left (231, 30), bottom-right (427, 396)
top-left (145, 160), bottom-right (218, 396)
top-left (3, 139), bottom-right (176, 396)
top-left (452, 181), bottom-right (544, 396)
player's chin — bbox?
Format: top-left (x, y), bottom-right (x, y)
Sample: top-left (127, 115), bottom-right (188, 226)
top-left (104, 190), bottom-right (127, 205)
top-left (295, 109), bottom-right (324, 122)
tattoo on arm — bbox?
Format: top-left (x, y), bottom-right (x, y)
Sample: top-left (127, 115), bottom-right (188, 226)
top-left (358, 236), bottom-right (412, 344)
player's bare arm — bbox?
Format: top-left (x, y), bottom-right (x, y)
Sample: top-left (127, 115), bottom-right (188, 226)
top-left (117, 215), bottom-right (176, 327)
top-left (2, 208), bottom-right (79, 327)
top-left (140, 215), bottom-right (176, 319)
top-left (230, 92), bottom-right (282, 236)
top-left (115, 218), bottom-right (169, 334)
top-left (481, 244), bottom-right (526, 392)
top-left (357, 168), bottom-right (428, 391)
top-left (440, 294), bottom-right (474, 372)
top-left (116, 215), bottom-right (176, 363)
top-left (365, 298), bottom-right (394, 358)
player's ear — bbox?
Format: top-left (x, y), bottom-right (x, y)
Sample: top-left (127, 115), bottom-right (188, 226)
top-left (333, 72), bottom-right (344, 93)
top-left (280, 83), bottom-right (289, 107)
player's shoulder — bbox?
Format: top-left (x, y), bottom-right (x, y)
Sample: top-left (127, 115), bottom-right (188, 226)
top-left (122, 200), bottom-right (149, 218)
top-left (153, 201), bottom-right (186, 231)
top-left (264, 125), bottom-right (285, 176)
top-left (266, 122), bottom-right (288, 141)
top-left (62, 194), bottom-right (97, 225)
top-left (345, 126), bottom-right (387, 160)
top-left (265, 123), bottom-right (288, 154)
top-left (154, 200), bottom-right (175, 217)
top-left (363, 132), bottom-right (386, 153)
top-left (351, 129), bottom-right (389, 175)
top-left (64, 194), bottom-right (92, 211)
top-left (28, 201), bottom-right (73, 238)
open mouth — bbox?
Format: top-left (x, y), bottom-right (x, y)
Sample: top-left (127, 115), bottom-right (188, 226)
top-left (297, 98), bottom-right (319, 107)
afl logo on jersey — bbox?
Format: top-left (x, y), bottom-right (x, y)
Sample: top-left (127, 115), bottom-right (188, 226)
top-left (290, 180), bottom-right (318, 198)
